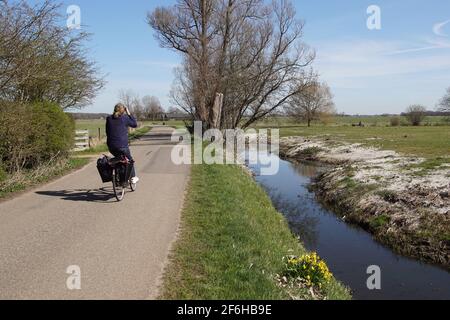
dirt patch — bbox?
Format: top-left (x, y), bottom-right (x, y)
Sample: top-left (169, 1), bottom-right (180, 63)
top-left (280, 136), bottom-right (450, 270)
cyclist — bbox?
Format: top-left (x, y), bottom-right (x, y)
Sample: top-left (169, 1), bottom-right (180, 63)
top-left (106, 103), bottom-right (139, 185)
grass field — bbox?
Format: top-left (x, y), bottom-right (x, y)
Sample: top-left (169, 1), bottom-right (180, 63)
top-left (276, 125), bottom-right (450, 159)
top-left (75, 119), bottom-right (187, 138)
top-left (76, 117), bottom-right (450, 158)
top-left (75, 120), bottom-right (107, 139)
top-left (257, 115), bottom-right (449, 128)
top-left (160, 163), bottom-right (350, 300)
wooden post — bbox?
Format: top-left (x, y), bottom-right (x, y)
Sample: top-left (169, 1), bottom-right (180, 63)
top-left (98, 128), bottom-right (101, 140)
top-left (212, 93), bottom-right (224, 129)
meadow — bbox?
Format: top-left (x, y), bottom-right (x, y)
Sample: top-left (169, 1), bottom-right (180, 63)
top-left (256, 116), bottom-right (450, 159)
top-left (75, 119), bottom-right (187, 138)
top-left (76, 116), bottom-right (450, 159)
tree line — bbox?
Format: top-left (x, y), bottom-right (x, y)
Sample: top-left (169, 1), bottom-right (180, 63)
top-left (118, 89), bottom-right (182, 121)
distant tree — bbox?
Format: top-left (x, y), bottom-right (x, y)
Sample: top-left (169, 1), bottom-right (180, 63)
top-left (118, 89), bottom-right (146, 120)
top-left (286, 82), bottom-right (336, 127)
top-left (118, 89), bottom-right (136, 109)
top-left (438, 87), bottom-right (450, 113)
top-left (390, 116), bottom-right (401, 127)
top-left (142, 95), bottom-right (163, 121)
top-left (405, 105), bottom-right (427, 126)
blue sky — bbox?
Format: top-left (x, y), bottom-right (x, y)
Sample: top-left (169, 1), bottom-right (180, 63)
top-left (51, 0), bottom-right (450, 115)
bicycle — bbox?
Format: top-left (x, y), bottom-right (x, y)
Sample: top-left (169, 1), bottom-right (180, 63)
top-left (109, 156), bottom-right (137, 202)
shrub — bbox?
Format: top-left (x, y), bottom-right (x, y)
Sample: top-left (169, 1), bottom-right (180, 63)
top-left (405, 105), bottom-right (427, 126)
top-left (283, 253), bottom-right (333, 288)
top-left (0, 100), bottom-right (74, 172)
top-left (390, 117), bottom-right (401, 127)
top-left (0, 165), bottom-right (7, 182)
top-left (30, 101), bottom-right (75, 161)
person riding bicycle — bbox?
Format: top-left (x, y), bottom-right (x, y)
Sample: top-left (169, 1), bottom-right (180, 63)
top-left (106, 103), bottom-right (139, 185)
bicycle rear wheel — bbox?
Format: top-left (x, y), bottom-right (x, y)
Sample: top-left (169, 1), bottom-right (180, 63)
top-left (112, 170), bottom-right (125, 202)
top-left (130, 179), bottom-right (137, 192)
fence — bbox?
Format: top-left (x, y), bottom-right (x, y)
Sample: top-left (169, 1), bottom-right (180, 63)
top-left (73, 130), bottom-right (90, 152)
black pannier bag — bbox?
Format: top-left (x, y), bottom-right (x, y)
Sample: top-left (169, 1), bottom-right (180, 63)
top-left (97, 156), bottom-right (113, 183)
top-left (119, 162), bottom-right (134, 183)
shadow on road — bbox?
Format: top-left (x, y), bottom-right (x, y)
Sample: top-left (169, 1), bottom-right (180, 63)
top-left (36, 188), bottom-right (116, 203)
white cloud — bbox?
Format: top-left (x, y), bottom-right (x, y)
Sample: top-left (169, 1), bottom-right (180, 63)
top-left (388, 19), bottom-right (450, 55)
top-left (311, 39), bottom-right (450, 114)
top-left (314, 39), bottom-right (450, 85)
top-left (433, 20), bottom-right (450, 37)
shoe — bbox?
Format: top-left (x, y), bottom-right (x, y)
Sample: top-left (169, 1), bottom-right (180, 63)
top-left (131, 177), bottom-right (140, 184)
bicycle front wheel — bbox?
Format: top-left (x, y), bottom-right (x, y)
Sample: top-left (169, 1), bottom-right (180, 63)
top-left (112, 170), bottom-right (125, 202)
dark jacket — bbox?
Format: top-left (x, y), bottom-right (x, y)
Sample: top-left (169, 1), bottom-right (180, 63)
top-left (106, 115), bottom-right (138, 150)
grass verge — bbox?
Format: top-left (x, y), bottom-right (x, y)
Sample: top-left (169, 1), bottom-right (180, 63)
top-left (160, 163), bottom-right (351, 300)
top-left (0, 158), bottom-right (90, 200)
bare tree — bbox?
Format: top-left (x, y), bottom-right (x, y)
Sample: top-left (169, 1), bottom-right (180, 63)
top-left (286, 82), bottom-right (335, 127)
top-left (142, 95), bottom-right (164, 121)
top-left (405, 105), bottom-right (427, 126)
top-left (0, 0), bottom-right (105, 109)
top-left (438, 87), bottom-right (450, 113)
top-left (118, 89), bottom-right (146, 120)
top-left (118, 89), bottom-right (136, 109)
top-left (149, 0), bottom-right (315, 129)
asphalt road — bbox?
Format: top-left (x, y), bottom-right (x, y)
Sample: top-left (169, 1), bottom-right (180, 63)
top-left (0, 127), bottom-right (190, 300)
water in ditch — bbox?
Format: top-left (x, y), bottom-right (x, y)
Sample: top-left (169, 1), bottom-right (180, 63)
top-left (248, 153), bottom-right (450, 300)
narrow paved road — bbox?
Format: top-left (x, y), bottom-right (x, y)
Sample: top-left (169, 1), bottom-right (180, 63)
top-left (0, 127), bottom-right (190, 300)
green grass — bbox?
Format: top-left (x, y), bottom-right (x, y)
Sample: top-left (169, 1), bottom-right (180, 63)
top-left (73, 126), bottom-right (151, 156)
top-left (275, 125), bottom-right (450, 159)
top-left (142, 120), bottom-right (187, 129)
top-left (410, 157), bottom-right (450, 170)
top-left (160, 163), bottom-right (351, 300)
top-left (74, 144), bottom-right (109, 155)
top-left (128, 126), bottom-right (151, 140)
top-left (369, 215), bottom-right (391, 230)
top-left (0, 158), bottom-right (90, 199)
top-left (75, 120), bottom-right (106, 139)
top-left (258, 115), bottom-right (448, 128)
top-left (75, 119), bottom-right (181, 138)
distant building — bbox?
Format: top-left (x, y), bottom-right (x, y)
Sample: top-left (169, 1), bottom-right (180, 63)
top-left (165, 110), bottom-right (191, 121)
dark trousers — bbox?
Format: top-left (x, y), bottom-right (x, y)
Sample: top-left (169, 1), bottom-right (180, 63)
top-left (109, 146), bottom-right (136, 178)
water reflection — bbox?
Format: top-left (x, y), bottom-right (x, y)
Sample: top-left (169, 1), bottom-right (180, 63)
top-left (268, 191), bottom-right (320, 249)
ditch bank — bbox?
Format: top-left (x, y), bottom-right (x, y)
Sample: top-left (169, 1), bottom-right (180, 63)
top-left (280, 136), bottom-right (450, 270)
